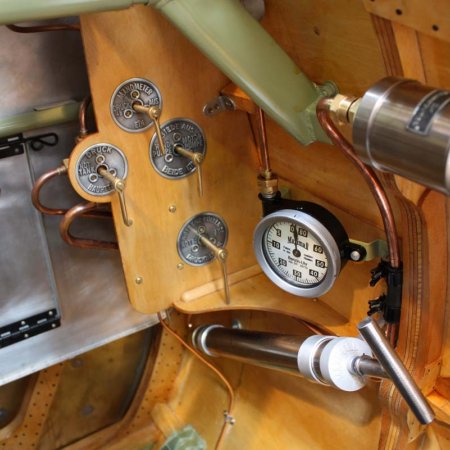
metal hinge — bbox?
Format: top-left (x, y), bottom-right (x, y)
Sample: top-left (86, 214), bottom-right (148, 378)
top-left (0, 309), bottom-right (61, 348)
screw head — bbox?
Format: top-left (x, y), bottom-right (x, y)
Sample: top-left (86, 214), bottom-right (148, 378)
top-left (135, 276), bottom-right (143, 284)
top-left (168, 205), bottom-right (176, 213)
top-left (177, 263), bottom-right (184, 270)
top-left (350, 250), bottom-right (362, 261)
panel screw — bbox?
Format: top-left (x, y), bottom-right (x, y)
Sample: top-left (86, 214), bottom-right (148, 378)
top-left (135, 276), bottom-right (143, 284)
top-left (168, 205), bottom-right (177, 213)
top-left (81, 404), bottom-right (94, 416)
top-left (350, 250), bottom-right (362, 261)
top-left (177, 263), bottom-right (184, 270)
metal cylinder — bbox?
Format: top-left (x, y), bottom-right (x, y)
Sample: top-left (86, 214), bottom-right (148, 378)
top-left (353, 77), bottom-right (450, 194)
top-left (357, 317), bottom-right (435, 425)
top-left (192, 325), bottom-right (377, 392)
top-left (192, 325), bottom-right (305, 374)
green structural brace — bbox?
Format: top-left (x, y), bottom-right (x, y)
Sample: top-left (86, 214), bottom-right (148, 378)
top-left (0, 0), bottom-right (337, 144)
top-left (0, 103), bottom-right (81, 139)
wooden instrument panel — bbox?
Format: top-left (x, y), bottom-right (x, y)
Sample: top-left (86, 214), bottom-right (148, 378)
top-left (69, 6), bottom-right (262, 313)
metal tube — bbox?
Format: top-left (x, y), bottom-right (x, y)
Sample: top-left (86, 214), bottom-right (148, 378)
top-left (192, 325), bottom-right (306, 374)
top-left (357, 317), bottom-right (435, 425)
top-left (60, 202), bottom-right (118, 250)
top-left (148, 0), bottom-right (333, 145)
top-left (0, 0), bottom-right (148, 25)
top-left (316, 99), bottom-right (401, 269)
top-left (32, 165), bottom-right (69, 215)
top-left (77, 96), bottom-right (92, 142)
top-left (257, 108), bottom-right (271, 176)
top-left (352, 356), bottom-right (388, 379)
top-left (0, 102), bottom-right (80, 139)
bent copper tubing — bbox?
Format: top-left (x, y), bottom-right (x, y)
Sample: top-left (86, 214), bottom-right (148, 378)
top-left (32, 164), bottom-right (112, 219)
top-left (77, 96), bottom-right (92, 142)
top-left (60, 202), bottom-right (118, 250)
top-left (32, 164), bottom-right (69, 215)
top-left (316, 98), bottom-right (400, 269)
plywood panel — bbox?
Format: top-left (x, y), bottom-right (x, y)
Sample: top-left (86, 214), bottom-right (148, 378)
top-left (71, 6), bottom-right (261, 313)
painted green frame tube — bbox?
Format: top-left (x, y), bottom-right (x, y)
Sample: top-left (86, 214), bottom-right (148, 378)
top-left (0, 0), bottom-right (147, 25)
top-left (0, 102), bottom-right (81, 139)
top-left (0, 0), bottom-right (336, 144)
top-left (148, 0), bottom-right (334, 145)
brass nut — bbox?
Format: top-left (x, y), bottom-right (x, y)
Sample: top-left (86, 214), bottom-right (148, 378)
top-left (328, 94), bottom-right (360, 125)
top-left (257, 174), bottom-right (278, 195)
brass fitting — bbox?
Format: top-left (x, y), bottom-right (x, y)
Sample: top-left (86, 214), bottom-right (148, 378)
top-left (257, 172), bottom-right (278, 198)
top-left (328, 94), bottom-right (361, 125)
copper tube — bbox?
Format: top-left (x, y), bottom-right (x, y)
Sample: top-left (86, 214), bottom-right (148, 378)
top-left (32, 164), bottom-right (69, 215)
top-left (32, 164), bottom-right (112, 219)
top-left (316, 98), bottom-right (400, 269)
top-left (257, 107), bottom-right (271, 176)
top-left (60, 202), bottom-right (118, 250)
top-left (157, 313), bottom-right (235, 450)
top-left (7, 23), bottom-right (80, 33)
top-left (77, 96), bottom-right (91, 142)
top-left (386, 322), bottom-right (399, 347)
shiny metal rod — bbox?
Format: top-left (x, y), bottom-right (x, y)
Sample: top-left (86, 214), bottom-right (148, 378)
top-left (192, 325), bottom-right (306, 374)
top-left (358, 317), bottom-right (435, 425)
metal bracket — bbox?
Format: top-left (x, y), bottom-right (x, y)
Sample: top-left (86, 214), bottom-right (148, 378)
top-left (0, 309), bottom-right (60, 348)
top-left (347, 239), bottom-right (388, 262)
top-left (203, 96), bottom-right (236, 117)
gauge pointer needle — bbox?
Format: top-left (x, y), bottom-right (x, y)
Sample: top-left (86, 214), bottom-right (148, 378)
top-left (292, 225), bottom-right (301, 258)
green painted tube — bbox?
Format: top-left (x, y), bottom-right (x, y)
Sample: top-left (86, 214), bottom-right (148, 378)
top-left (0, 0), bottom-right (147, 25)
top-left (148, 0), bottom-right (334, 145)
top-left (0, 102), bottom-right (81, 138)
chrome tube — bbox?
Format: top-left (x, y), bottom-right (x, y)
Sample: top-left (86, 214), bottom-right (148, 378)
top-left (352, 355), bottom-right (388, 379)
top-left (192, 325), bottom-right (306, 374)
top-left (357, 317), bottom-right (435, 425)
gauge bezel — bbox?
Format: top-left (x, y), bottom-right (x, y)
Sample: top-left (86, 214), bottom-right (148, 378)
top-left (149, 118), bottom-right (207, 180)
top-left (75, 143), bottom-right (128, 197)
top-left (177, 211), bottom-right (228, 267)
top-left (253, 209), bottom-right (341, 298)
top-left (110, 77), bottom-right (163, 133)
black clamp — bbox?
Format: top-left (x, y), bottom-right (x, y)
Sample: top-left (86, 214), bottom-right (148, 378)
top-left (0, 132), bottom-right (58, 160)
top-left (368, 260), bottom-right (403, 324)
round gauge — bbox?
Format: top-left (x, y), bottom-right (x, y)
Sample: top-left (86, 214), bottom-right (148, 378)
top-left (177, 212), bottom-right (228, 266)
top-left (110, 77), bottom-right (162, 132)
top-left (149, 118), bottom-right (206, 179)
top-left (253, 207), bottom-right (348, 297)
top-left (75, 143), bottom-right (128, 196)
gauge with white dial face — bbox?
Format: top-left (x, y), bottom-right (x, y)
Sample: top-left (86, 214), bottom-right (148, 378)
top-left (254, 208), bottom-right (345, 298)
top-left (263, 220), bottom-right (328, 287)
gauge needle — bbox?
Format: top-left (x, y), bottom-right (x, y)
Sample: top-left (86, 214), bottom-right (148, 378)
top-left (292, 225), bottom-right (301, 258)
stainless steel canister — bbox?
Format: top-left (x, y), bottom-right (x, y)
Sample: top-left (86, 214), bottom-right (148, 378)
top-left (352, 77), bottom-right (450, 194)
